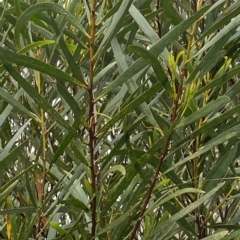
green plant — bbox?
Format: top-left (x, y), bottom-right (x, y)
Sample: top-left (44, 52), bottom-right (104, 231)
top-left (0, 0), bottom-right (240, 239)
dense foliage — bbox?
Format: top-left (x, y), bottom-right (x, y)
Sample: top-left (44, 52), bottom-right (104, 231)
top-left (1, 0), bottom-right (240, 239)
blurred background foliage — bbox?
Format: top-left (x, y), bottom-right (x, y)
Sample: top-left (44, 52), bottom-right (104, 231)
top-left (0, 0), bottom-right (240, 239)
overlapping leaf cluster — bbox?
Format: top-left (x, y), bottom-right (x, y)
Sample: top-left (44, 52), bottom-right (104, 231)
top-left (0, 0), bottom-right (240, 239)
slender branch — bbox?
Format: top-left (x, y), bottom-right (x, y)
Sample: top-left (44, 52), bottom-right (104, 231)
top-left (89, 0), bottom-right (97, 238)
top-left (129, 137), bottom-right (171, 240)
top-left (156, 0), bottom-right (161, 38)
top-left (35, 47), bottom-right (48, 239)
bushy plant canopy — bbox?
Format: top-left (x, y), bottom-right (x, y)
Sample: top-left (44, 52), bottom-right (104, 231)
top-left (0, 0), bottom-right (240, 239)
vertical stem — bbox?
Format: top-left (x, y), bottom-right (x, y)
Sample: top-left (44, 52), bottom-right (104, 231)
top-left (156, 0), bottom-right (161, 38)
top-left (36, 48), bottom-right (47, 238)
top-left (37, 62), bottom-right (47, 205)
top-left (186, 0), bottom-right (204, 60)
top-left (129, 137), bottom-right (171, 240)
top-left (89, 0), bottom-right (97, 238)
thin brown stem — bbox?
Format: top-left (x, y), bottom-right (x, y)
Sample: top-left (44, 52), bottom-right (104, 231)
top-left (129, 137), bottom-right (171, 240)
top-left (36, 48), bottom-right (48, 239)
top-left (89, 0), bottom-right (97, 238)
top-left (156, 0), bottom-right (161, 38)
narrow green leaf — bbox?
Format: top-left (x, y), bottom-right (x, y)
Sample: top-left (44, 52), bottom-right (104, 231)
top-left (199, 2), bottom-right (240, 42)
top-left (56, 82), bottom-right (88, 128)
top-left (98, 6), bottom-right (209, 98)
top-left (129, 45), bottom-right (173, 94)
top-left (101, 138), bottom-right (167, 215)
top-left (163, 202), bottom-right (196, 238)
top-left (14, 3), bottom-right (89, 48)
top-left (0, 119), bottom-right (31, 159)
top-left (144, 188), bottom-right (204, 217)
top-left (49, 16), bottom-right (85, 83)
top-left (50, 120), bottom-right (87, 166)
top-left (95, 0), bottom-right (134, 58)
top-left (126, 133), bottom-right (150, 184)
top-left (116, 174), bottom-right (140, 209)
top-left (194, 14), bottom-right (240, 58)
top-left (0, 163), bottom-right (37, 193)
top-left (222, 229), bottom-right (240, 240)
top-left (204, 144), bottom-right (238, 191)
top-left (18, 40), bottom-right (55, 54)
top-left (100, 0), bottom-right (122, 22)
top-left (209, 224), bottom-right (240, 230)
top-left (203, 0), bottom-right (225, 16)
top-left (14, 0), bottom-right (21, 16)
top-left (129, 5), bottom-right (159, 43)
top-left (0, 87), bottom-right (41, 123)
top-left (150, 183), bottom-right (224, 238)
top-left (0, 140), bottom-right (28, 171)
top-left (50, 222), bottom-right (74, 240)
top-left (160, 0), bottom-right (182, 25)
top-left (110, 37), bottom-right (158, 127)
top-left (0, 206), bottom-right (72, 215)
top-left (0, 181), bottom-right (18, 206)
top-left (102, 165), bottom-right (126, 179)
top-left (97, 202), bottom-right (139, 236)
top-left (189, 50), bottom-right (227, 84)
top-left (165, 124), bottom-right (240, 174)
top-left (201, 231), bottom-right (228, 240)
top-left (93, 62), bottom-right (116, 85)
top-left (3, 64), bottom-right (80, 137)
top-left (174, 104), bottom-right (240, 149)
top-left (0, 47), bottom-right (87, 88)
top-left (101, 116), bottom-right (146, 168)
top-left (50, 222), bottom-right (67, 234)
top-left (177, 96), bottom-right (230, 128)
top-left (195, 66), bottom-right (240, 97)
top-left (96, 81), bottom-right (161, 137)
top-left (59, 199), bottom-right (89, 212)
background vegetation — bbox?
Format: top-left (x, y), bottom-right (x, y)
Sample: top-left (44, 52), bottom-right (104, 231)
top-left (0, 0), bottom-right (240, 239)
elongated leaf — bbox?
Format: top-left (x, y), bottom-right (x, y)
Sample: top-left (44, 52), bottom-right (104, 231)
top-left (0, 206), bottom-right (73, 215)
top-left (174, 104), bottom-right (240, 149)
top-left (0, 181), bottom-right (18, 206)
top-left (222, 229), bottom-right (240, 240)
top-left (50, 120), bottom-right (87, 166)
top-left (50, 222), bottom-right (74, 240)
top-left (150, 183), bottom-right (224, 238)
top-left (97, 202), bottom-right (139, 235)
top-left (3, 64), bottom-right (80, 137)
top-left (98, 6), bottom-right (209, 98)
top-left (159, 0), bottom-right (182, 25)
top-left (187, 28), bottom-right (233, 84)
top-left (129, 5), bottom-right (159, 43)
top-left (96, 81), bottom-right (161, 137)
top-left (199, 2), bottom-right (240, 41)
top-left (194, 14), bottom-right (240, 58)
top-left (0, 140), bottom-right (28, 171)
top-left (165, 124), bottom-right (240, 174)
top-left (14, 2), bottom-right (89, 48)
top-left (195, 66), bottom-right (240, 96)
top-left (18, 40), bottom-right (55, 54)
top-left (0, 119), bottom-right (31, 159)
top-left (110, 37), bottom-right (158, 127)
top-left (177, 96), bottom-right (230, 128)
top-left (49, 15), bottom-right (85, 82)
top-left (95, 0), bottom-right (134, 58)
top-left (204, 144), bottom-right (238, 191)
top-left (128, 45), bottom-right (173, 95)
top-left (0, 47), bottom-right (87, 88)
top-left (144, 188), bottom-right (204, 217)
top-left (0, 87), bottom-right (41, 123)
top-left (201, 231), bottom-right (228, 240)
